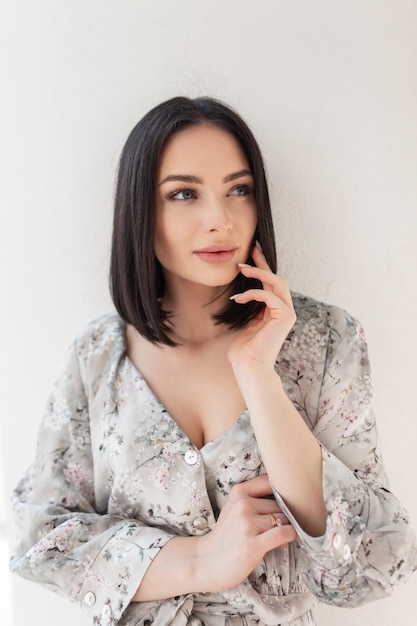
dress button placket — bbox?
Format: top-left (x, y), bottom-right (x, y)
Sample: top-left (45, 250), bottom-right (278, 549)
top-left (331, 532), bottom-right (343, 551)
top-left (184, 449), bottom-right (199, 466)
top-left (101, 604), bottom-right (112, 621)
top-left (83, 591), bottom-right (96, 607)
top-left (342, 543), bottom-right (352, 561)
top-left (192, 516), bottom-right (209, 531)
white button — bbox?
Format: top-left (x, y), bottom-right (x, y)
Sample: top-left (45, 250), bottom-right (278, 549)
top-left (101, 605), bottom-right (112, 620)
top-left (342, 543), bottom-right (352, 561)
top-left (184, 449), bottom-right (199, 465)
top-left (192, 516), bottom-right (208, 531)
top-left (83, 591), bottom-right (96, 607)
top-left (331, 532), bottom-right (343, 551)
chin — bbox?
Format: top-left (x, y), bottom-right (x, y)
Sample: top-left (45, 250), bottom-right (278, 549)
top-left (163, 263), bottom-right (240, 292)
top-left (200, 268), bottom-right (240, 287)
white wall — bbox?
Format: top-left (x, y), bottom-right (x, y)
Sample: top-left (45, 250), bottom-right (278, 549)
top-left (1, 1), bottom-right (416, 625)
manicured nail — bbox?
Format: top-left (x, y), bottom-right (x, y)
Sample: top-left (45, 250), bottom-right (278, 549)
top-left (229, 293), bottom-right (242, 300)
top-left (238, 263), bottom-right (251, 268)
top-left (255, 240), bottom-right (263, 253)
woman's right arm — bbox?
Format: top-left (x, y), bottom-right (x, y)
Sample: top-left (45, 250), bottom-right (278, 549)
top-left (9, 338), bottom-right (175, 625)
top-left (133, 474), bottom-right (296, 602)
top-left (10, 333), bottom-right (294, 621)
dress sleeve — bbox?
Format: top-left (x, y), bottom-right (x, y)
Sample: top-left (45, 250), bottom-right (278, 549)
top-left (9, 338), bottom-right (174, 625)
top-left (272, 307), bottom-right (417, 607)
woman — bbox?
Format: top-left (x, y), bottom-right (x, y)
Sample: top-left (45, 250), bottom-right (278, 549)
top-left (10, 97), bottom-right (417, 625)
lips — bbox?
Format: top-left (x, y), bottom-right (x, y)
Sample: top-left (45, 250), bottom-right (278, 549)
top-left (194, 243), bottom-right (237, 253)
top-left (193, 243), bottom-right (238, 264)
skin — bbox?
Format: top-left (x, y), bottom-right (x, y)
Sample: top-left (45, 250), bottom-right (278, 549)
top-left (154, 122), bottom-right (258, 312)
top-left (127, 123), bottom-right (327, 602)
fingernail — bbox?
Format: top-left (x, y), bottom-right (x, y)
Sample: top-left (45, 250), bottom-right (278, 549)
top-left (255, 240), bottom-right (263, 252)
top-left (238, 263), bottom-right (251, 268)
top-left (229, 293), bottom-right (242, 301)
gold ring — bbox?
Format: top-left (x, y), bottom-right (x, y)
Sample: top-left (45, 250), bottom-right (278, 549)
top-left (269, 513), bottom-right (283, 528)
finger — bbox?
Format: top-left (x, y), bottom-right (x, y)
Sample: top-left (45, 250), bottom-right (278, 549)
top-left (254, 512), bottom-right (290, 536)
top-left (230, 289), bottom-right (289, 317)
top-left (231, 289), bottom-right (296, 329)
top-left (230, 474), bottom-right (274, 498)
top-left (253, 498), bottom-right (285, 516)
top-left (257, 524), bottom-right (297, 552)
top-left (263, 512), bottom-right (290, 531)
top-left (238, 264), bottom-right (293, 307)
top-left (252, 241), bottom-right (271, 271)
top-left (238, 263), bottom-right (287, 291)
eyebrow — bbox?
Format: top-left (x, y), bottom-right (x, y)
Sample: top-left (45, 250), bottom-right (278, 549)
top-left (158, 169), bottom-right (253, 187)
top-left (223, 169), bottom-right (252, 183)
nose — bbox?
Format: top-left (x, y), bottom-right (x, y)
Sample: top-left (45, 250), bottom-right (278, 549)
top-left (205, 197), bottom-right (233, 233)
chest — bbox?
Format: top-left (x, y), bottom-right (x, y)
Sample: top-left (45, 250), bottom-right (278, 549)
top-left (148, 359), bottom-right (245, 449)
top-left (94, 359), bottom-right (261, 528)
top-left (126, 335), bottom-right (246, 449)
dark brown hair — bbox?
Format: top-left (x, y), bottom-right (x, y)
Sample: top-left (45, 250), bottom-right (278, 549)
top-left (110, 96), bottom-right (277, 345)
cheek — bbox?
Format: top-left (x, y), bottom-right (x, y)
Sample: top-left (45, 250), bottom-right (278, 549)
top-left (246, 200), bottom-right (257, 227)
top-left (154, 210), bottom-right (173, 245)
top-left (154, 214), bottom-right (185, 263)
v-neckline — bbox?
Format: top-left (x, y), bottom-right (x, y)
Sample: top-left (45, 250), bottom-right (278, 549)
top-left (123, 352), bottom-right (248, 452)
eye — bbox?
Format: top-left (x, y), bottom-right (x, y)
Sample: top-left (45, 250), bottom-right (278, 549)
top-left (166, 188), bottom-right (196, 201)
top-left (229, 184), bottom-right (253, 197)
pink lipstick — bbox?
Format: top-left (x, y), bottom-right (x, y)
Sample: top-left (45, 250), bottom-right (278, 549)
top-left (194, 243), bottom-right (238, 264)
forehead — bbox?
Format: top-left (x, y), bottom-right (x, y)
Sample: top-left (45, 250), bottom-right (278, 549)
top-left (157, 123), bottom-right (250, 178)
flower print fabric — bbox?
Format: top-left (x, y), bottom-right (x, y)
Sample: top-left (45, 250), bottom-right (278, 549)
top-left (9, 293), bottom-right (417, 626)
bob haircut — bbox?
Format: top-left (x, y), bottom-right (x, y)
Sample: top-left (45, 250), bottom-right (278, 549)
top-left (110, 96), bottom-right (277, 346)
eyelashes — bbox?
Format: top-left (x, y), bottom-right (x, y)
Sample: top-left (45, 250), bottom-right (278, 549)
top-left (164, 188), bottom-right (197, 201)
top-left (229, 184), bottom-right (254, 197)
top-left (163, 183), bottom-right (254, 202)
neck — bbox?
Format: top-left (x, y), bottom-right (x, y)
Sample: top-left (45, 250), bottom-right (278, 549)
top-left (162, 282), bottom-right (232, 345)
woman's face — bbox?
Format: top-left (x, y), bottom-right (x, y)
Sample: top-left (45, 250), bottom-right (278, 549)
top-left (154, 123), bottom-right (257, 297)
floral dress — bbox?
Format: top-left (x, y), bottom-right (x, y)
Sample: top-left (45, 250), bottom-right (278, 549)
top-left (9, 294), bottom-right (417, 626)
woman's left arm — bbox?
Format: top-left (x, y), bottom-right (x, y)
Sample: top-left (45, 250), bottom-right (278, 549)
top-left (288, 303), bottom-right (417, 606)
top-left (229, 244), bottom-right (327, 537)
top-left (229, 244), bottom-right (417, 605)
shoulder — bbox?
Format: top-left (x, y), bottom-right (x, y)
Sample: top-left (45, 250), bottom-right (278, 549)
top-left (281, 293), bottom-right (368, 379)
top-left (291, 292), bottom-right (365, 346)
top-left (73, 312), bottom-right (126, 359)
top-left (278, 294), bottom-right (370, 416)
top-left (68, 313), bottom-right (127, 388)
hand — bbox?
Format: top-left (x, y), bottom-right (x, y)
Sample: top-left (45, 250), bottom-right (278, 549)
top-left (196, 474), bottom-right (296, 592)
top-left (228, 243), bottom-right (296, 373)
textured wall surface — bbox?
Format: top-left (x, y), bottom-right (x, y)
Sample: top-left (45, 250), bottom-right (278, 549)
top-left (1, 2), bottom-right (416, 625)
